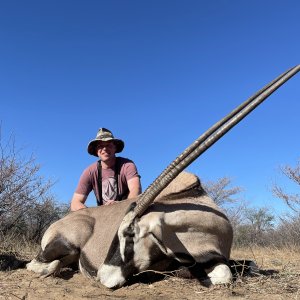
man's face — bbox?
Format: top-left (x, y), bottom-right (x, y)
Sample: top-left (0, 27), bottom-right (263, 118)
top-left (96, 141), bottom-right (117, 162)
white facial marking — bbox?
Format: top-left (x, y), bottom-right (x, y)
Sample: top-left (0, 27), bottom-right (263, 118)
top-left (118, 230), bottom-right (126, 262)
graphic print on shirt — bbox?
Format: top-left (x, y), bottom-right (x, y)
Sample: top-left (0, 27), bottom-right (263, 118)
top-left (102, 177), bottom-right (117, 203)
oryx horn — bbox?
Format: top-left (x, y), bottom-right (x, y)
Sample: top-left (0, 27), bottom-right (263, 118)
top-left (134, 65), bottom-right (300, 217)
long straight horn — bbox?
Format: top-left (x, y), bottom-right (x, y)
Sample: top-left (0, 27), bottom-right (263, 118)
top-left (133, 65), bottom-right (300, 217)
top-left (140, 66), bottom-right (292, 200)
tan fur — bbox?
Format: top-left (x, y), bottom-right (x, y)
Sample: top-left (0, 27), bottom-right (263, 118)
top-left (155, 172), bottom-right (200, 199)
top-left (139, 191), bottom-right (232, 261)
top-left (27, 172), bottom-right (232, 281)
top-left (42, 198), bottom-right (137, 271)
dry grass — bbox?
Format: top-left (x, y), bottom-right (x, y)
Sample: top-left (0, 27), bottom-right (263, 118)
top-left (232, 245), bottom-right (300, 273)
top-left (0, 231), bottom-right (39, 261)
top-left (228, 246), bottom-right (300, 299)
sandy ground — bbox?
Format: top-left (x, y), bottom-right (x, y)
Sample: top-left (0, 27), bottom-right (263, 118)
top-left (1, 247), bottom-right (300, 300)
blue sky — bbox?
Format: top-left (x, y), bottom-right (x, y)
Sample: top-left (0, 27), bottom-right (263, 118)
top-left (0, 1), bottom-right (299, 215)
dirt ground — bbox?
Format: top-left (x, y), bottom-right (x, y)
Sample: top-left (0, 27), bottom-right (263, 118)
top-left (1, 247), bottom-right (300, 300)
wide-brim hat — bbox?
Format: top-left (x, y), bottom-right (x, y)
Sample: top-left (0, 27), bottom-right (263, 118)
top-left (87, 128), bottom-right (125, 156)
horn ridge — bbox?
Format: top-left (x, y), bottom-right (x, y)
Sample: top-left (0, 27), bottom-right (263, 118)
top-left (133, 65), bottom-right (300, 217)
top-left (140, 66), bottom-right (293, 196)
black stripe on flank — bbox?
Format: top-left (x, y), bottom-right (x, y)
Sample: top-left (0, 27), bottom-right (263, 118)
top-left (194, 250), bottom-right (229, 269)
top-left (173, 252), bottom-right (195, 264)
top-left (148, 202), bottom-right (230, 222)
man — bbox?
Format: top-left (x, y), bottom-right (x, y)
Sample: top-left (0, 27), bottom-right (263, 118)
top-left (70, 128), bottom-right (141, 211)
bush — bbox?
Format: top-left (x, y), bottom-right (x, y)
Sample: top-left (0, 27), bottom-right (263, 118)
top-left (0, 128), bottom-right (68, 244)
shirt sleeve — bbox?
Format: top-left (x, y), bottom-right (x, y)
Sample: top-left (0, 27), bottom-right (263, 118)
top-left (123, 160), bottom-right (140, 181)
top-left (74, 166), bottom-right (94, 196)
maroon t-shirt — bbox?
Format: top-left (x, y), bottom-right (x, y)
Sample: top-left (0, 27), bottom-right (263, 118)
top-left (75, 157), bottom-right (140, 205)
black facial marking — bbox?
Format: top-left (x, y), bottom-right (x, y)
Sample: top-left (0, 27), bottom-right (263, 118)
top-left (103, 204), bottom-right (137, 266)
top-left (123, 224), bottom-right (135, 263)
top-left (104, 233), bottom-right (122, 264)
top-left (103, 221), bottom-right (136, 266)
top-left (103, 220), bottom-right (138, 281)
top-left (119, 223), bottom-right (139, 279)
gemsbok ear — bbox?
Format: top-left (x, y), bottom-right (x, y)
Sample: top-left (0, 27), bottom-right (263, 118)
top-left (149, 231), bottom-right (168, 256)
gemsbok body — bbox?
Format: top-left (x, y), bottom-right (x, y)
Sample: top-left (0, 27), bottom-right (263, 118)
top-left (27, 65), bottom-right (300, 288)
top-left (27, 172), bottom-right (233, 287)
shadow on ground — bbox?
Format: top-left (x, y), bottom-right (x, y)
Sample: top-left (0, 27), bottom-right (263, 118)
top-left (0, 253), bottom-right (29, 271)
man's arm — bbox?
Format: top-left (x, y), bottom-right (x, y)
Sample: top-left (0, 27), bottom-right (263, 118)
top-left (127, 176), bottom-right (142, 199)
top-left (70, 193), bottom-right (88, 211)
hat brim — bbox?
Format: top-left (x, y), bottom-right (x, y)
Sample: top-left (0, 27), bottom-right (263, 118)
top-left (87, 138), bottom-right (124, 156)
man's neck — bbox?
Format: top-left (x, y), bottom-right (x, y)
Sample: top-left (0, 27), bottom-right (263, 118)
top-left (101, 157), bottom-right (116, 169)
